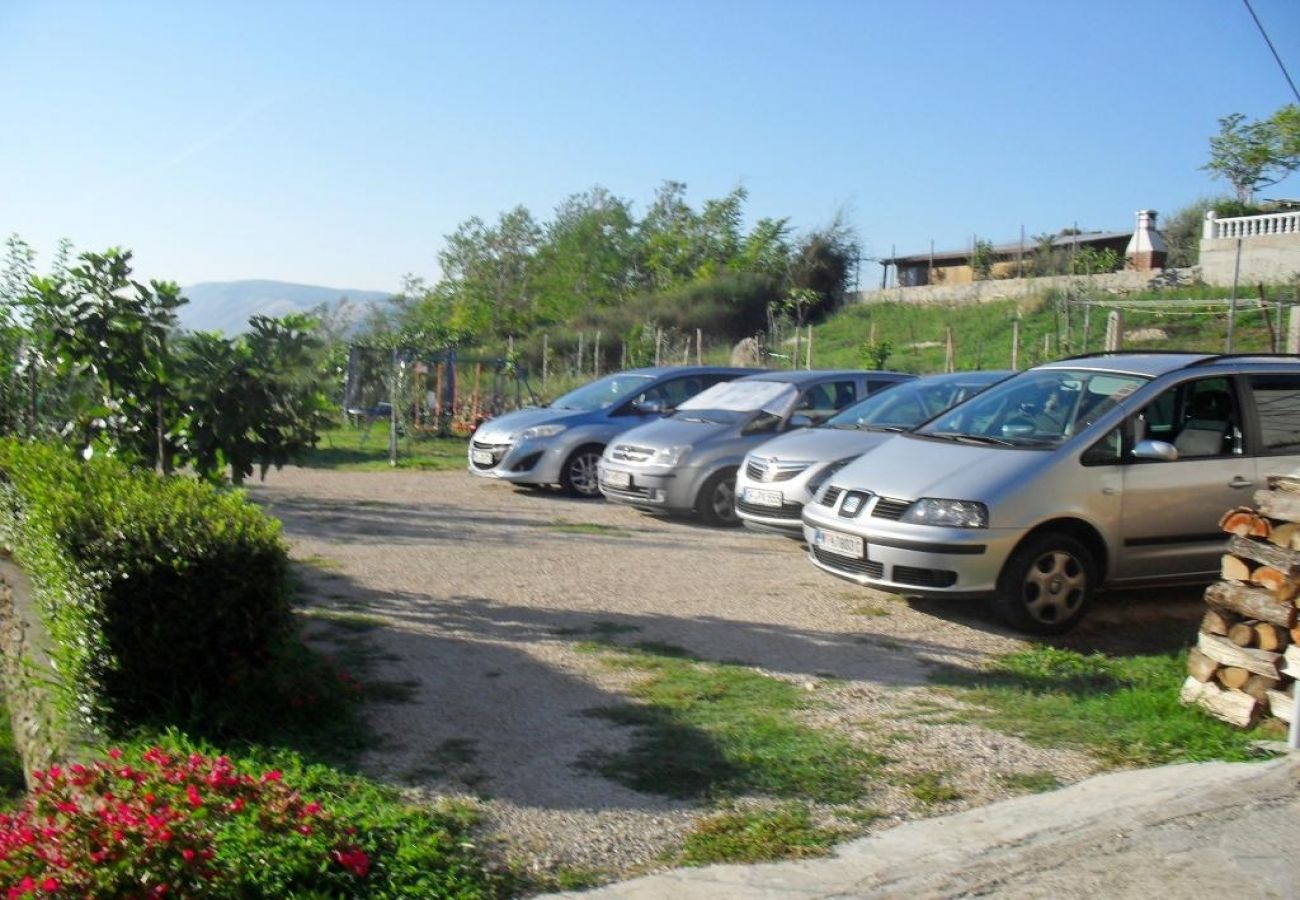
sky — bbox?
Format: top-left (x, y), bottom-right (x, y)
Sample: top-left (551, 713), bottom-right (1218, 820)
top-left (2, 0), bottom-right (1298, 293)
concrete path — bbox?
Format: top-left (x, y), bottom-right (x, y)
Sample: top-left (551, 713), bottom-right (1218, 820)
top-left (553, 756), bottom-right (1300, 899)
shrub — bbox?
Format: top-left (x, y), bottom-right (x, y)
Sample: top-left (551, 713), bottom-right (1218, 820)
top-left (0, 440), bottom-right (291, 737)
top-left (0, 740), bottom-right (495, 897)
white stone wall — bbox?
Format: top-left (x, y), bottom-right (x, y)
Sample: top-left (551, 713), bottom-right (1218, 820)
top-left (845, 269), bottom-right (1176, 307)
top-left (1199, 235), bottom-right (1300, 286)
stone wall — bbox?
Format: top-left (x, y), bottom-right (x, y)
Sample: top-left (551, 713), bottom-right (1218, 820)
top-left (845, 269), bottom-right (1183, 307)
top-left (1199, 235), bottom-right (1300, 286)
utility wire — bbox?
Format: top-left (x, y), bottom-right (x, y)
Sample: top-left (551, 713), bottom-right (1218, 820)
top-left (1242, 0), bottom-right (1300, 104)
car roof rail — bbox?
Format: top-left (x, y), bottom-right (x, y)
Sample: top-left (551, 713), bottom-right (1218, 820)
top-left (1185, 352), bottom-right (1300, 367)
top-left (1057, 349), bottom-right (1213, 361)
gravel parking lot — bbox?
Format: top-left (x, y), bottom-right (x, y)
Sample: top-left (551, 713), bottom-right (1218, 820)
top-left (248, 467), bottom-right (1207, 881)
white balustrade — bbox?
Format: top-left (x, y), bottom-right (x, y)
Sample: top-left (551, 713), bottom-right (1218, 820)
top-left (1204, 209), bottom-right (1300, 240)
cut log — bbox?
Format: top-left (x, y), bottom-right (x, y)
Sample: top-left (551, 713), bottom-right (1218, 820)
top-left (1221, 554), bottom-right (1254, 583)
top-left (1267, 521), bottom-right (1300, 551)
top-left (1227, 622), bottom-right (1257, 647)
top-left (1267, 474), bottom-right (1300, 495)
top-left (1248, 566), bottom-right (1299, 603)
top-left (1201, 607), bottom-right (1238, 636)
top-left (1253, 622), bottom-right (1289, 652)
top-left (1204, 581), bottom-right (1297, 628)
top-left (1180, 676), bottom-right (1261, 728)
top-left (1291, 625), bottom-right (1300, 645)
top-left (1220, 506), bottom-right (1271, 537)
top-left (1217, 666), bottom-right (1252, 689)
top-left (1266, 688), bottom-right (1295, 723)
top-left (1197, 631), bottom-right (1282, 677)
top-left (1227, 534), bottom-right (1300, 578)
top-left (1255, 489), bottom-right (1300, 526)
top-left (1281, 645), bottom-right (1300, 680)
top-left (1240, 672), bottom-right (1280, 703)
top-left (1187, 646), bottom-right (1220, 682)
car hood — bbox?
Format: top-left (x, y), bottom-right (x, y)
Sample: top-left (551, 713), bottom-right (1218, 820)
top-left (473, 406), bottom-right (590, 442)
top-left (831, 433), bottom-right (1052, 502)
top-left (613, 415), bottom-right (736, 450)
top-left (748, 428), bottom-right (896, 463)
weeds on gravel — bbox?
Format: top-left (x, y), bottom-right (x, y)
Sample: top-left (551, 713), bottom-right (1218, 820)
top-left (576, 643), bottom-right (886, 803)
top-left (905, 770), bottom-right (963, 805)
top-left (540, 520), bottom-right (634, 537)
top-left (999, 771), bottom-right (1062, 793)
top-left (673, 804), bottom-right (845, 865)
top-left (930, 647), bottom-right (1267, 767)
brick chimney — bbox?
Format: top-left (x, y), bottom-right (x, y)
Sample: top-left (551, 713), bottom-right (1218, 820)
top-left (1125, 209), bottom-right (1167, 270)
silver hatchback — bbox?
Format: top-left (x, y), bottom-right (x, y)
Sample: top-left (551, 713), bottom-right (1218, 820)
top-left (802, 352), bottom-right (1300, 633)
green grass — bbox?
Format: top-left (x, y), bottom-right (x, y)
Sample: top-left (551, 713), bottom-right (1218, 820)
top-left (999, 771), bottom-right (1062, 794)
top-left (930, 646), bottom-right (1269, 767)
top-left (674, 804), bottom-right (845, 865)
top-left (303, 425), bottom-right (469, 471)
top-left (0, 693), bottom-right (26, 806)
top-left (576, 643), bottom-right (886, 803)
top-left (299, 608), bottom-right (388, 632)
top-left (905, 770), bottom-right (963, 805)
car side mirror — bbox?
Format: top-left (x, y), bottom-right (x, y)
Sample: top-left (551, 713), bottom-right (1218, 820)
top-left (788, 414), bottom-right (814, 429)
top-left (635, 400), bottom-right (665, 416)
top-left (1132, 439), bottom-right (1178, 462)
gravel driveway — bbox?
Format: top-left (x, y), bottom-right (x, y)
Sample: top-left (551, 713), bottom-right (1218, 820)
top-left (247, 467), bottom-right (1206, 882)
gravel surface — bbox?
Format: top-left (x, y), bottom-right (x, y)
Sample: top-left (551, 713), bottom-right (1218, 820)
top-left (247, 467), bottom-right (1208, 883)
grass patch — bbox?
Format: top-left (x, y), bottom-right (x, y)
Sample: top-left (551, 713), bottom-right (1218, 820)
top-left (850, 604), bottom-right (892, 617)
top-left (674, 804), bottom-right (844, 865)
top-left (300, 608), bottom-right (388, 633)
top-left (930, 646), bottom-right (1266, 767)
top-left (577, 644), bottom-right (885, 802)
top-left (296, 553), bottom-right (346, 571)
top-left (539, 520), bottom-right (633, 538)
top-left (0, 693), bottom-right (26, 806)
top-left (905, 770), bottom-right (962, 805)
top-left (999, 771), bottom-right (1062, 794)
top-left (302, 426), bottom-right (469, 472)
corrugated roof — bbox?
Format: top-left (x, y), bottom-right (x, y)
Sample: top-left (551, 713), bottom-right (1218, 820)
top-left (883, 231), bottom-right (1132, 265)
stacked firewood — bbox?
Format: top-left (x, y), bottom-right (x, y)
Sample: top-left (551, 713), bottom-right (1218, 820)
top-left (1180, 474), bottom-right (1300, 728)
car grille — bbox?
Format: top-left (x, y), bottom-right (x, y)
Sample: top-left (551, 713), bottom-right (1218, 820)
top-left (470, 440), bottom-right (510, 470)
top-left (736, 499), bottom-right (803, 520)
top-left (812, 546), bottom-right (884, 578)
top-left (745, 457), bottom-right (811, 482)
top-left (871, 497), bottom-right (912, 520)
top-left (819, 486), bottom-right (844, 508)
top-left (609, 444), bottom-right (655, 463)
top-left (892, 566), bottom-right (958, 588)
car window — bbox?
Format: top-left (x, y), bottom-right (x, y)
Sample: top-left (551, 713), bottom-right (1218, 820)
top-left (1137, 376), bottom-right (1243, 459)
top-left (1247, 373), bottom-right (1300, 455)
top-left (795, 380), bottom-right (857, 421)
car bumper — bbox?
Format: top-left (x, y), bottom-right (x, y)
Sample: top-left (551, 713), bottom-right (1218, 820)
top-left (801, 510), bottom-right (1020, 597)
top-left (597, 461), bottom-right (696, 512)
top-left (734, 476), bottom-right (812, 534)
top-left (467, 438), bottom-right (566, 486)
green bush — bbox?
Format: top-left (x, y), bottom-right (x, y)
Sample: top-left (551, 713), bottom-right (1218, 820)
top-left (0, 440), bottom-right (292, 736)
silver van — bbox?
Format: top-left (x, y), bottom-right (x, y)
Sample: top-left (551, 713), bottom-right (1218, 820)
top-left (468, 366), bottom-right (756, 496)
top-left (598, 370), bottom-right (911, 525)
top-left (802, 353), bottom-right (1300, 633)
top-left (736, 370), bottom-right (1008, 533)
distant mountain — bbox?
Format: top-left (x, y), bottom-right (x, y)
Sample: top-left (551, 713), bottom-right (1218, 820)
top-left (177, 280), bottom-right (393, 335)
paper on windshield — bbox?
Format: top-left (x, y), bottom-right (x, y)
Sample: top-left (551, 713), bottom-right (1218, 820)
top-left (677, 380), bottom-right (798, 415)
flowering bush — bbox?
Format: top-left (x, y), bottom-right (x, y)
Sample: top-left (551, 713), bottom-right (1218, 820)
top-left (0, 742), bottom-right (494, 898)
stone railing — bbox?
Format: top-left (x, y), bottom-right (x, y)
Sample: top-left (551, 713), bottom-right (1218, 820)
top-left (1204, 209), bottom-right (1300, 240)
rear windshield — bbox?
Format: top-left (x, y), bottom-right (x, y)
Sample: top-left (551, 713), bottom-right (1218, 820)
top-left (917, 368), bottom-right (1147, 448)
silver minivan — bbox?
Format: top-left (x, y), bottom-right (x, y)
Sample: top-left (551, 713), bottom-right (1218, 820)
top-left (599, 370), bottom-right (911, 524)
top-left (736, 370), bottom-right (1008, 533)
top-left (802, 352), bottom-right (1300, 633)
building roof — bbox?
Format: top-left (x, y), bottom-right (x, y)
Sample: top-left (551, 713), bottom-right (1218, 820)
top-left (882, 231), bottom-right (1132, 266)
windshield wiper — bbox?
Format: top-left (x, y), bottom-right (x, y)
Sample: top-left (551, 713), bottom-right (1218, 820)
top-left (678, 415), bottom-right (722, 424)
top-left (924, 431), bottom-right (1017, 448)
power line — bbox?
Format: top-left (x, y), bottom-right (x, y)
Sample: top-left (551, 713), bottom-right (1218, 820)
top-left (1242, 0), bottom-right (1300, 104)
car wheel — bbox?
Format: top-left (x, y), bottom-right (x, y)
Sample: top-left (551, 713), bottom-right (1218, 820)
top-left (992, 532), bottom-right (1096, 634)
top-left (696, 468), bottom-right (740, 527)
top-left (560, 445), bottom-right (604, 498)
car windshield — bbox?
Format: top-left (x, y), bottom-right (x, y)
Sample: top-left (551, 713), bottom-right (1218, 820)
top-left (549, 373), bottom-right (654, 411)
top-left (674, 380), bottom-right (799, 425)
top-left (916, 368), bottom-right (1147, 448)
top-left (825, 373), bottom-right (1005, 430)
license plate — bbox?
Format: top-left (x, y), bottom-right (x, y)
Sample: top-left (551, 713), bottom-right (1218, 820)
top-left (814, 528), bottom-right (864, 558)
top-left (743, 487), bottom-right (783, 508)
top-left (604, 470), bottom-right (631, 488)
top-left (471, 449), bottom-right (494, 465)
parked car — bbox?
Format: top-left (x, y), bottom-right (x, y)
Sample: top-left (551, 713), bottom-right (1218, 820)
top-left (801, 352), bottom-right (1300, 633)
top-left (467, 366), bottom-right (758, 497)
top-left (598, 370), bottom-right (912, 525)
top-left (736, 370), bottom-right (1009, 533)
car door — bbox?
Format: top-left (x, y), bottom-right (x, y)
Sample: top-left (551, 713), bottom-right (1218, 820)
top-left (1113, 375), bottom-right (1258, 581)
top-left (1243, 368), bottom-right (1300, 479)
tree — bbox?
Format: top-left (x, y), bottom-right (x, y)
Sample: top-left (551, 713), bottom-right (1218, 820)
top-left (970, 238), bottom-right (996, 281)
top-left (787, 213), bottom-right (859, 314)
top-left (534, 187), bottom-right (639, 319)
top-left (437, 207), bottom-right (541, 340)
top-left (1203, 105), bottom-right (1300, 203)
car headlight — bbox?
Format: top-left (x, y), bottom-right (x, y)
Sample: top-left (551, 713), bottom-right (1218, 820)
top-left (518, 424), bottom-right (567, 440)
top-left (900, 498), bottom-right (989, 528)
top-left (648, 445), bottom-right (691, 467)
top-left (807, 456), bottom-right (857, 493)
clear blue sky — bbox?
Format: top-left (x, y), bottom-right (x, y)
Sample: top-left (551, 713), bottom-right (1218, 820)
top-left (3, 0), bottom-right (1297, 293)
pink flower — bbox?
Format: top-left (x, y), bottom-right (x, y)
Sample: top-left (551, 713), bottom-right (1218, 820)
top-left (261, 771), bottom-right (282, 784)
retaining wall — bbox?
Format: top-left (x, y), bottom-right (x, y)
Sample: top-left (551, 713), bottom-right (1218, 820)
top-left (846, 269), bottom-right (1182, 307)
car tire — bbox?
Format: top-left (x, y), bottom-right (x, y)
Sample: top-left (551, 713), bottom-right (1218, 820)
top-left (695, 468), bottom-right (740, 527)
top-left (560, 445), bottom-right (604, 498)
top-left (992, 532), bottom-right (1096, 634)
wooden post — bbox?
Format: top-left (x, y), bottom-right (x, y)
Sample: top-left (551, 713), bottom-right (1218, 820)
top-left (806, 325), bottom-right (813, 369)
top-left (1225, 238), bottom-right (1242, 352)
top-left (542, 333), bottom-right (549, 385)
top-left (792, 325), bottom-right (801, 370)
top-left (696, 328), bottom-right (703, 365)
top-left (1288, 306), bottom-right (1300, 354)
top-left (388, 350), bottom-right (399, 467)
top-left (1011, 318), bottom-right (1020, 370)
top-left (944, 326), bottom-right (955, 373)
top-left (1042, 332), bottom-right (1051, 360)
top-left (1081, 302), bottom-right (1092, 353)
top-left (594, 330), bottom-right (601, 377)
top-left (577, 333), bottom-right (585, 376)
top-left (654, 328), bottom-right (662, 366)
top-left (621, 341), bottom-right (627, 369)
top-left (1105, 310), bottom-right (1124, 352)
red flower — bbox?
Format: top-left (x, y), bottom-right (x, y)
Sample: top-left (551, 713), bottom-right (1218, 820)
top-left (261, 771), bottom-right (282, 784)
top-left (39, 879), bottom-right (57, 893)
top-left (185, 785), bottom-right (202, 808)
top-left (331, 847), bottom-right (370, 878)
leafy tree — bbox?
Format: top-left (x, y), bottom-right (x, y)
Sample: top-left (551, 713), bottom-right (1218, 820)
top-left (970, 238), bottom-right (996, 281)
top-left (437, 207), bottom-right (541, 340)
top-left (535, 187), bottom-right (639, 319)
top-left (1203, 105), bottom-right (1300, 203)
top-left (788, 214), bottom-right (859, 314)
top-left (858, 339), bottom-right (893, 369)
top-left (637, 180), bottom-right (701, 291)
